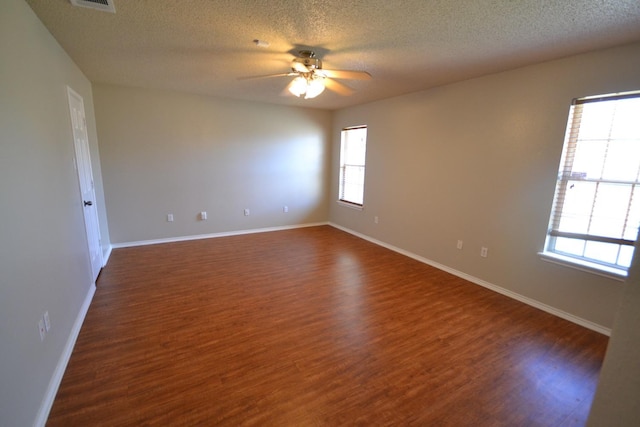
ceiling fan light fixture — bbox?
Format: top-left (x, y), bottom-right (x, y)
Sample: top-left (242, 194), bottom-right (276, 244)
top-left (305, 76), bottom-right (325, 99)
top-left (288, 76), bottom-right (308, 97)
top-left (288, 75), bottom-right (326, 99)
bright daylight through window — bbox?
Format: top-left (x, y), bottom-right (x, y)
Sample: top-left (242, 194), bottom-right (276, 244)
top-left (339, 126), bottom-right (367, 206)
top-left (544, 91), bottom-right (640, 277)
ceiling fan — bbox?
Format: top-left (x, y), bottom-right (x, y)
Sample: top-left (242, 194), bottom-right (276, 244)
top-left (240, 50), bottom-right (372, 99)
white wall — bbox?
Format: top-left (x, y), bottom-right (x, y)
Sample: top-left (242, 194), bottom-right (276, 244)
top-left (330, 42), bottom-right (640, 330)
top-left (587, 246), bottom-right (640, 425)
top-left (93, 84), bottom-right (332, 244)
top-left (0, 0), bottom-right (109, 425)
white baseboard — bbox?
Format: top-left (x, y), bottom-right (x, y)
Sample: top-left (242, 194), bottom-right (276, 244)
top-left (103, 244), bottom-right (112, 266)
top-left (34, 283), bottom-right (96, 427)
top-left (329, 222), bottom-right (611, 336)
top-left (112, 222), bottom-right (329, 249)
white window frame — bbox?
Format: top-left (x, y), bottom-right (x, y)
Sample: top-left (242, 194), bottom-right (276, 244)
top-left (542, 91), bottom-right (640, 279)
top-left (338, 126), bottom-right (367, 208)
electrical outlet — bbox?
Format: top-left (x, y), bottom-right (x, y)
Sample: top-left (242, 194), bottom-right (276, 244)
top-left (43, 311), bottom-right (51, 332)
top-left (374, 216), bottom-right (379, 224)
top-left (244, 208), bottom-right (250, 216)
top-left (38, 319), bottom-right (45, 341)
top-left (457, 240), bottom-right (463, 250)
top-left (481, 247), bottom-right (488, 258)
top-left (167, 213), bottom-right (174, 222)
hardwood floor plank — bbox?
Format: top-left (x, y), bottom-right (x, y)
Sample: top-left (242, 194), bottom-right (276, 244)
top-left (47, 226), bottom-right (608, 426)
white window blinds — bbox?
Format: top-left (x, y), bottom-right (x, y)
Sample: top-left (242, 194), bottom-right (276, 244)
top-left (545, 91), bottom-right (640, 274)
top-left (339, 126), bottom-right (367, 206)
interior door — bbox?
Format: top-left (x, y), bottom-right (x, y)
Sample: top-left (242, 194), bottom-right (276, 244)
top-left (67, 86), bottom-right (103, 282)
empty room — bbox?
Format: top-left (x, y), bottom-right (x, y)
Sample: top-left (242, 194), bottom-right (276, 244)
top-left (2, 0), bottom-right (640, 425)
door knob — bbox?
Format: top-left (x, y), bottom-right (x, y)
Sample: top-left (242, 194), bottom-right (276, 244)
top-left (84, 200), bottom-right (93, 206)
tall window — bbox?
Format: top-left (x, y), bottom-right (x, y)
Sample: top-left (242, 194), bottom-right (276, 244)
top-left (544, 91), bottom-right (640, 276)
top-left (339, 126), bottom-right (367, 206)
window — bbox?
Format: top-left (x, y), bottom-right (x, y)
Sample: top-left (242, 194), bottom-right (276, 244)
top-left (339, 126), bottom-right (367, 206)
top-left (544, 91), bottom-right (640, 277)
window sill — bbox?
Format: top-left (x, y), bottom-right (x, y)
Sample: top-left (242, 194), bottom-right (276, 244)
top-left (539, 252), bottom-right (627, 282)
top-left (337, 200), bottom-right (364, 211)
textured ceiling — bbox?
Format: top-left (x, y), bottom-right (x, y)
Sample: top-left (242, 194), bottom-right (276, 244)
top-left (25, 0), bottom-right (640, 110)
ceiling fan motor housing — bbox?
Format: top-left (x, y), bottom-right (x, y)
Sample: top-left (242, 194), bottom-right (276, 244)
top-left (293, 51), bottom-right (322, 71)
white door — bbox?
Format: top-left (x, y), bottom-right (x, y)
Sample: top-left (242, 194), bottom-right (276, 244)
top-left (67, 87), bottom-right (103, 282)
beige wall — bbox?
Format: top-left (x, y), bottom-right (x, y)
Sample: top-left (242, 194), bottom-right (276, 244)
top-left (4, 0), bottom-right (640, 422)
top-left (588, 244), bottom-right (640, 425)
top-left (94, 84), bottom-right (332, 244)
top-left (0, 0), bottom-right (109, 425)
top-left (330, 42), bottom-right (640, 330)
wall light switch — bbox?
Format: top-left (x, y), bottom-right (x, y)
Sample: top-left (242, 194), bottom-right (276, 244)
top-left (457, 240), bottom-right (463, 250)
top-left (481, 247), bottom-right (488, 258)
top-left (283, 206), bottom-right (288, 213)
top-left (167, 214), bottom-right (174, 222)
top-left (244, 209), bottom-right (250, 216)
top-left (200, 211), bottom-right (207, 220)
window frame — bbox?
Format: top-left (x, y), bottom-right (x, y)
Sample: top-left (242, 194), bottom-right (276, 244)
top-left (542, 91), bottom-right (640, 279)
top-left (338, 125), bottom-right (367, 208)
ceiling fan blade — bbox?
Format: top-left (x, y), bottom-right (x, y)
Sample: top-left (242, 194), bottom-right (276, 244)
top-left (324, 78), bottom-right (355, 96)
top-left (238, 72), bottom-right (296, 81)
top-left (318, 69), bottom-right (372, 80)
top-left (292, 62), bottom-right (310, 73)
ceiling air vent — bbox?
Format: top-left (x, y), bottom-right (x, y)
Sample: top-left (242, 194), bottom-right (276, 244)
top-left (70, 0), bottom-right (116, 13)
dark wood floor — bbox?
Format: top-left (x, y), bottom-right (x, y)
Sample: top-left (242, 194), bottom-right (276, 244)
top-left (47, 225), bottom-right (608, 426)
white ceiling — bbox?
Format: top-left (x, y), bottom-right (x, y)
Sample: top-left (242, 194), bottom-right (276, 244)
top-left (25, 0), bottom-right (640, 110)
